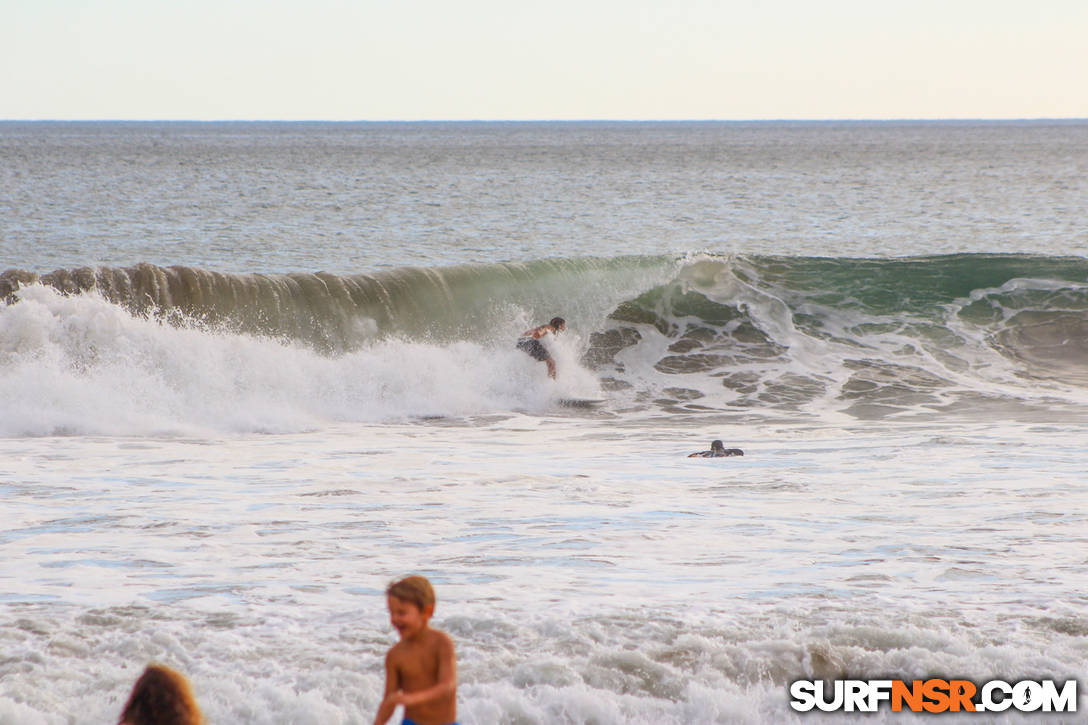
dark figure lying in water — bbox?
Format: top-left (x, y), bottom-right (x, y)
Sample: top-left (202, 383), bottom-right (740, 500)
top-left (689, 440), bottom-right (744, 457)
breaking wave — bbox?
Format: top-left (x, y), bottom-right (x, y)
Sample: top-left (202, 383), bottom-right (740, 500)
top-left (2, 253), bottom-right (1087, 434)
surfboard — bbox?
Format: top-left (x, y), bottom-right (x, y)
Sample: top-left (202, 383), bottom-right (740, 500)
top-left (558, 398), bottom-right (606, 408)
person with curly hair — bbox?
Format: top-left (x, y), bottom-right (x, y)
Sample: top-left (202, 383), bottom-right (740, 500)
top-left (118, 664), bottom-right (203, 725)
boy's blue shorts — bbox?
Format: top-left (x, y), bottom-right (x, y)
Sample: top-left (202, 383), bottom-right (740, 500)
top-left (401, 720), bottom-right (458, 725)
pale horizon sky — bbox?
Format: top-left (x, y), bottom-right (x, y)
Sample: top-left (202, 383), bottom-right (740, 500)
top-left (2, 0), bottom-right (1086, 121)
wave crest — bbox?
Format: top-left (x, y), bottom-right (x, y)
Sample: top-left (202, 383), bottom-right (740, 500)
top-left (4, 253), bottom-right (1087, 431)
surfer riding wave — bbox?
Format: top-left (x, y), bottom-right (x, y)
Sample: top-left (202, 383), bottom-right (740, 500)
top-left (517, 317), bottom-right (565, 379)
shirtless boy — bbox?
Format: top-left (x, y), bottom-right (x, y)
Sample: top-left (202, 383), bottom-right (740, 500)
top-left (373, 576), bottom-right (458, 725)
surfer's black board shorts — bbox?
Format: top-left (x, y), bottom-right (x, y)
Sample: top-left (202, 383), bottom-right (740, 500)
top-left (517, 337), bottom-right (550, 361)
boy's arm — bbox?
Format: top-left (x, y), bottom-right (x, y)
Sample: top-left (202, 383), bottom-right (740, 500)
top-left (401, 633), bottom-right (457, 707)
top-left (372, 651), bottom-right (400, 725)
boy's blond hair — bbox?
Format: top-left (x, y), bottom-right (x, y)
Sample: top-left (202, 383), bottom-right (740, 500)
top-left (386, 575), bottom-right (436, 611)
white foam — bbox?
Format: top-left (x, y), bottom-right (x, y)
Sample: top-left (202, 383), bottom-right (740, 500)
top-left (2, 601), bottom-right (1084, 725)
top-left (0, 285), bottom-right (602, 436)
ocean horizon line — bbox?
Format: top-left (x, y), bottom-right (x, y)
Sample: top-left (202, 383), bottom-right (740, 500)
top-left (3, 117), bottom-right (1086, 125)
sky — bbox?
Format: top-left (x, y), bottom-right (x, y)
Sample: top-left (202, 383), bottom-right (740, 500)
top-left (2, 0), bottom-right (1086, 121)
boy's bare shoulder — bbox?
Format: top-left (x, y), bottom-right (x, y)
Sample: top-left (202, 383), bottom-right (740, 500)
top-left (416, 627), bottom-right (453, 653)
top-left (385, 639), bottom-right (410, 661)
top-left (429, 628), bottom-right (455, 649)
top-left (387, 628), bottom-right (453, 658)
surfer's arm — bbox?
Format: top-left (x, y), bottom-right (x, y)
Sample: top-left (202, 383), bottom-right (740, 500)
top-left (522, 325), bottom-right (550, 339)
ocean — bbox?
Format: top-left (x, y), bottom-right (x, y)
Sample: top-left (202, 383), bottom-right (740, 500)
top-left (1, 121), bottom-right (1086, 724)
